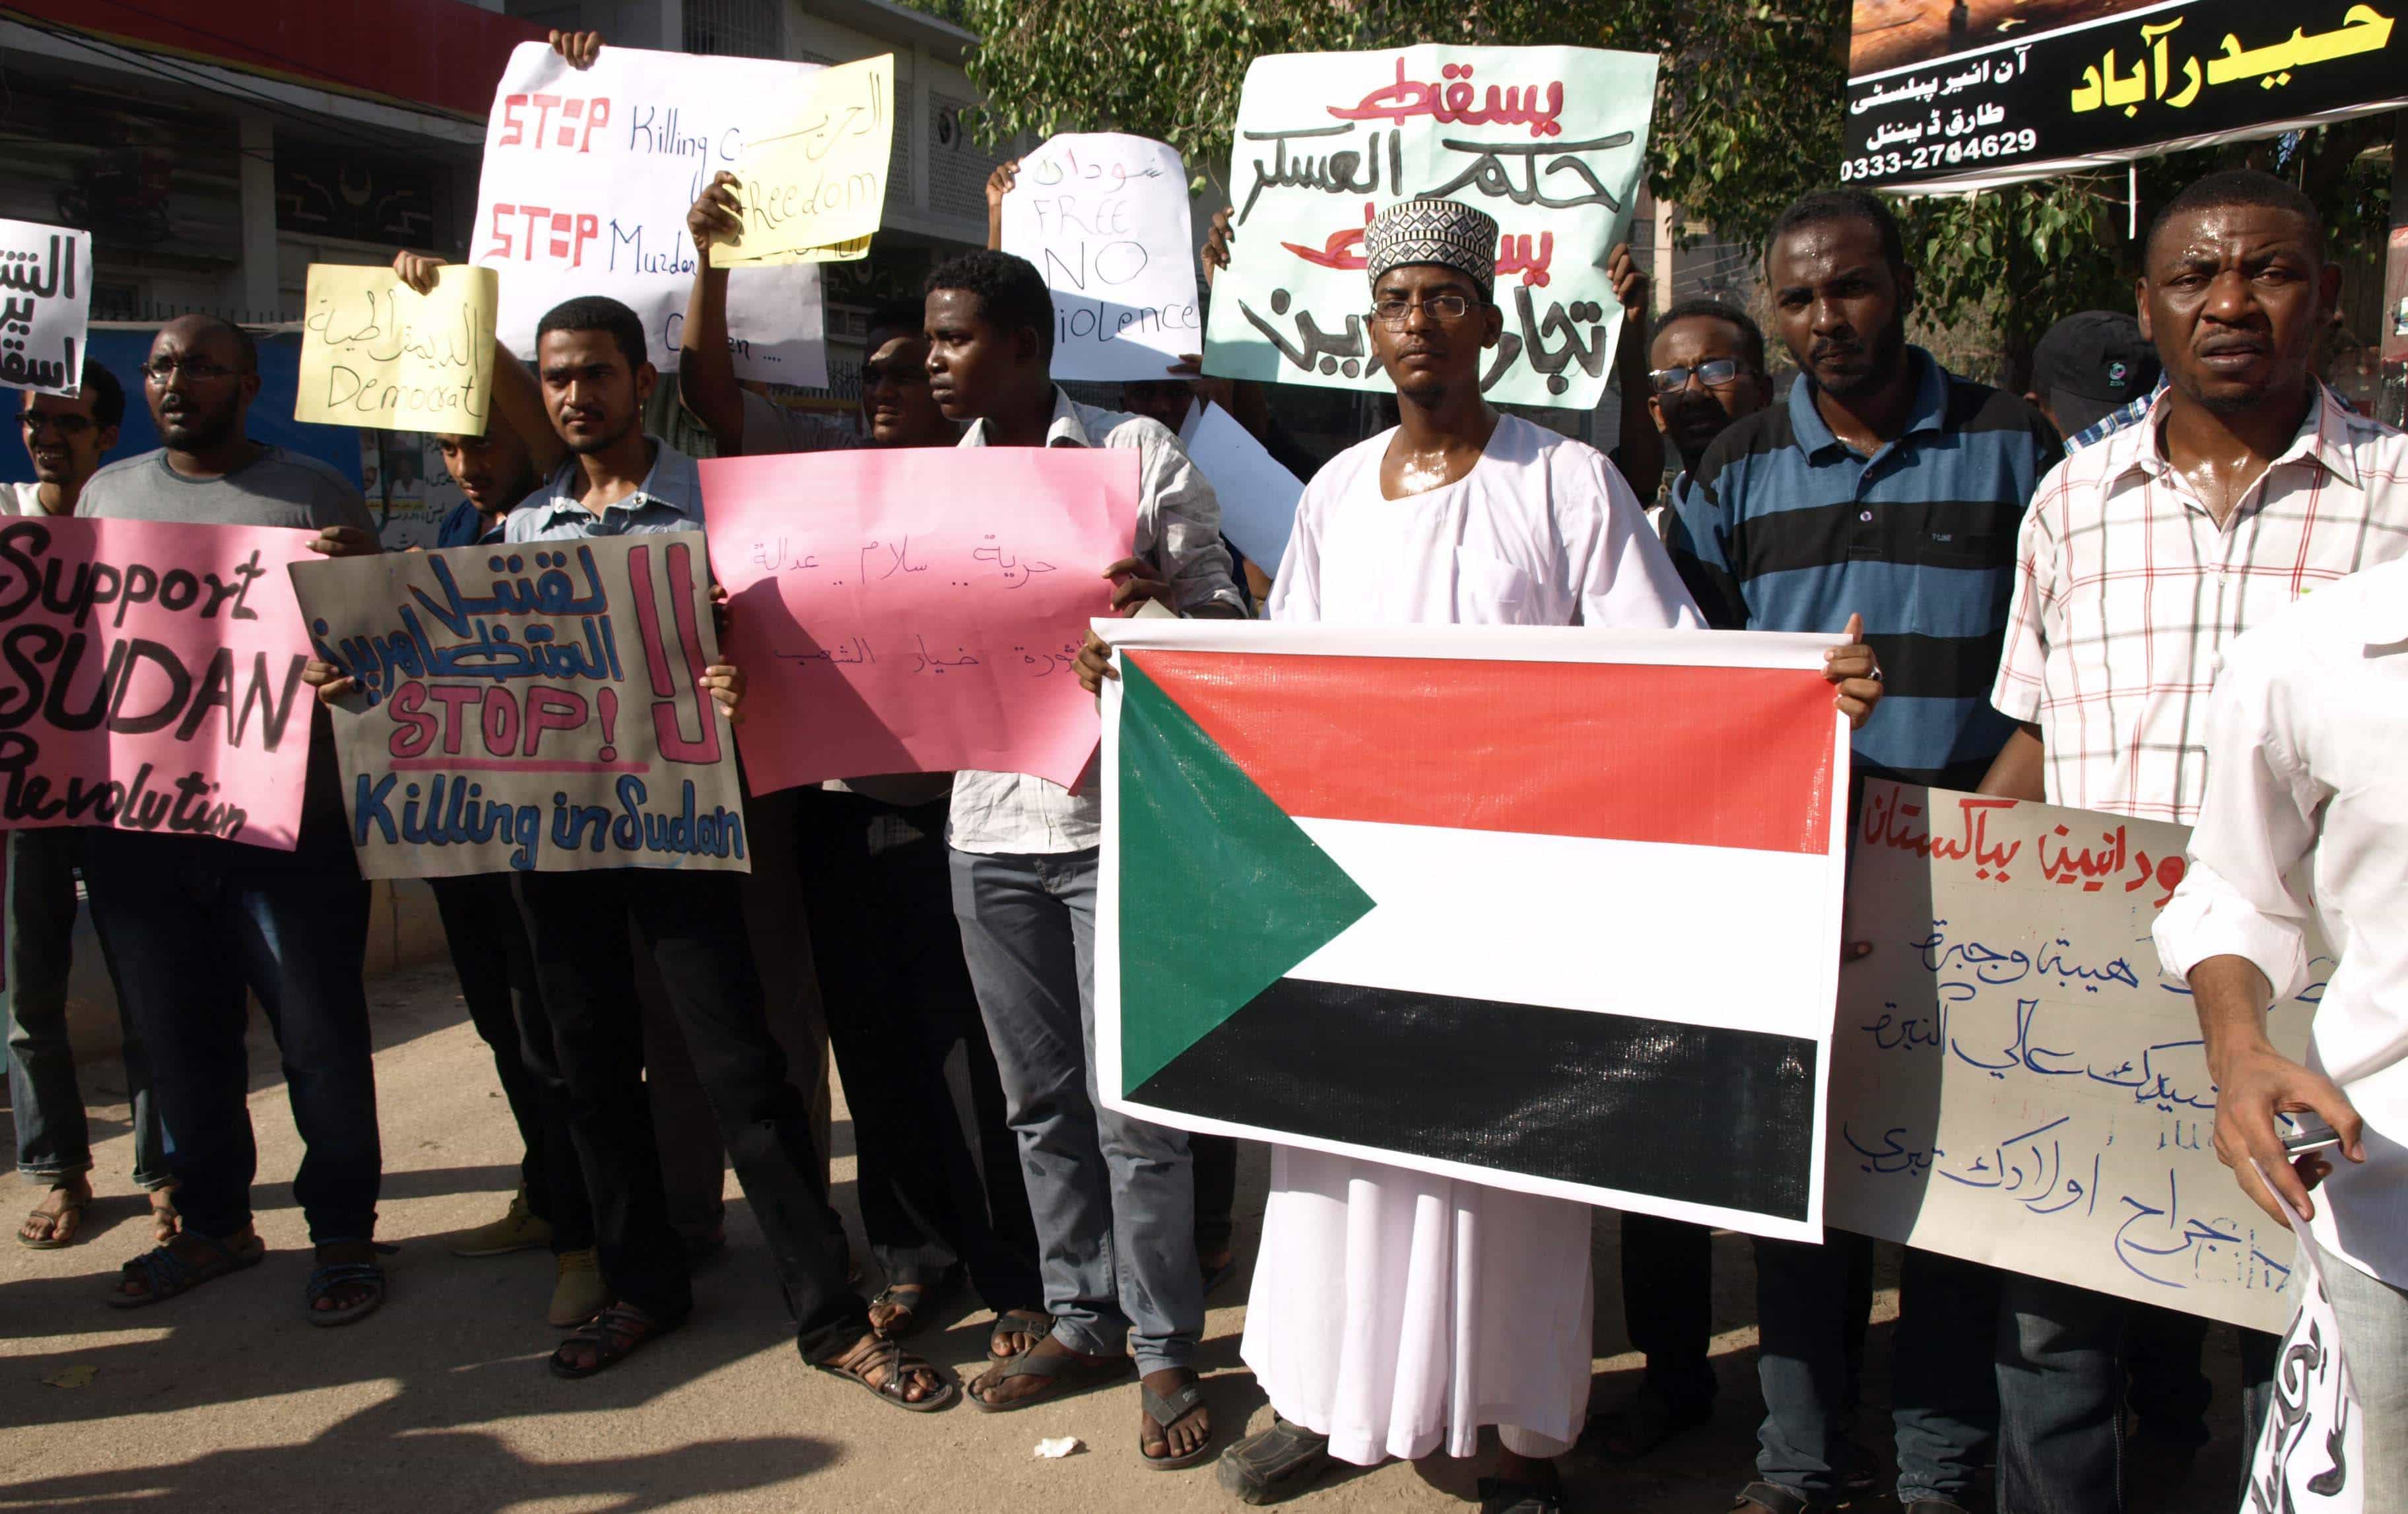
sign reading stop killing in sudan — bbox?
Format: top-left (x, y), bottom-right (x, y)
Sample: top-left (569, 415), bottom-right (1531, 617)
top-left (1842, 0), bottom-right (2408, 191)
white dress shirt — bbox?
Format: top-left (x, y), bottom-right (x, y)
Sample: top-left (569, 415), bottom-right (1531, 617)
top-left (1269, 415), bottom-right (1700, 628)
top-left (948, 387), bottom-right (1240, 855)
top-left (3, 480), bottom-right (53, 515)
top-left (2154, 555), bottom-right (2408, 1287)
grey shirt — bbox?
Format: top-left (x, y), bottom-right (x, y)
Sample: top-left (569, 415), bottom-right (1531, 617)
top-left (75, 445), bottom-right (372, 531)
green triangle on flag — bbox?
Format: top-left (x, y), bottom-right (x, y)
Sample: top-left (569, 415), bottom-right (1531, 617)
top-left (1116, 653), bottom-right (1376, 1096)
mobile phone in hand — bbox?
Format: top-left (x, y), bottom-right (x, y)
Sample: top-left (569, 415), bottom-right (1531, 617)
top-left (2283, 1121), bottom-right (2343, 1155)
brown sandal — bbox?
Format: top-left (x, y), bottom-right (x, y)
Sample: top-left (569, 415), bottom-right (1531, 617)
top-left (819, 1337), bottom-right (958, 1413)
top-left (19, 1186), bottom-right (88, 1249)
top-left (550, 1301), bottom-right (677, 1379)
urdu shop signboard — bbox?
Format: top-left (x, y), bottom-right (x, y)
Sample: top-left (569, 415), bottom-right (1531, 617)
top-left (1842, 0), bottom-right (2408, 191)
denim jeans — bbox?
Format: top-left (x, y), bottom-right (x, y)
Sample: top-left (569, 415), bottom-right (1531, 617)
top-left (1997, 1274), bottom-right (2122, 1514)
top-left (514, 865), bottom-right (869, 1364)
top-left (427, 873), bottom-right (592, 1251)
top-left (5, 828), bottom-right (166, 1187)
top-left (949, 845), bottom-right (1201, 1375)
top-left (1754, 1232), bottom-right (1999, 1505)
top-left (797, 789), bottom-right (1040, 1311)
top-left (80, 823), bottom-right (379, 1243)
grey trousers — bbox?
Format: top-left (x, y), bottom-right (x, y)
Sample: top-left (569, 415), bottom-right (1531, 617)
top-left (949, 845), bottom-right (1200, 1375)
top-left (2324, 1255), bottom-right (2408, 1511)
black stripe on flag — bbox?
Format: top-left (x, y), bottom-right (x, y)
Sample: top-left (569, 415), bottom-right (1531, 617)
top-left (1132, 978), bottom-right (1817, 1220)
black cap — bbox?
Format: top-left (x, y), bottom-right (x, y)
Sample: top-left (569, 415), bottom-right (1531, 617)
top-left (2030, 312), bottom-right (2160, 436)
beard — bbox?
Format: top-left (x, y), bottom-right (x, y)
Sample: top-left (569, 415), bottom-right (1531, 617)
top-left (158, 404), bottom-right (237, 451)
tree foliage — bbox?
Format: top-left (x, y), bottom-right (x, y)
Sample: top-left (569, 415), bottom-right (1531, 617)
top-left (953, 0), bottom-right (2394, 385)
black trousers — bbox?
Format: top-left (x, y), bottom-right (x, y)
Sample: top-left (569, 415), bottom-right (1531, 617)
top-left (794, 788), bottom-right (1041, 1311)
top-left (428, 873), bottom-right (593, 1251)
top-left (1621, 1211), bottom-right (1718, 1409)
top-left (1191, 1135), bottom-right (1238, 1257)
top-left (514, 866), bottom-right (867, 1362)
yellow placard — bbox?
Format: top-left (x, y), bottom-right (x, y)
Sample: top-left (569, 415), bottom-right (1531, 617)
top-left (296, 264), bottom-right (498, 436)
top-left (712, 53), bottom-right (895, 268)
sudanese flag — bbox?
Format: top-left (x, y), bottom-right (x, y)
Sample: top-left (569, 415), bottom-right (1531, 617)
top-left (1095, 624), bottom-right (1851, 1241)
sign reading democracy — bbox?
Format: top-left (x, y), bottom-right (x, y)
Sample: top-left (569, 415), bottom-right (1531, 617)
top-left (714, 53), bottom-right (894, 268)
top-left (1002, 133), bottom-right (1201, 383)
top-left (700, 447), bottom-right (1138, 795)
top-left (1843, 0), bottom-right (2407, 191)
top-left (1825, 781), bottom-right (2320, 1331)
top-left (0, 516), bottom-right (317, 849)
top-left (470, 42), bottom-right (828, 386)
top-left (1203, 46), bottom-right (1657, 411)
top-left (296, 263), bottom-right (498, 435)
top-left (288, 533), bottom-right (749, 878)
top-left (0, 218), bottom-right (93, 397)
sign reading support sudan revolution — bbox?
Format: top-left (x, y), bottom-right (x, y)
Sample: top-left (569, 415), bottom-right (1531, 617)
top-left (0, 516), bottom-right (317, 849)
top-left (288, 532), bottom-right (749, 879)
top-left (1843, 0), bottom-right (2408, 191)
top-left (1094, 620), bottom-right (1852, 1241)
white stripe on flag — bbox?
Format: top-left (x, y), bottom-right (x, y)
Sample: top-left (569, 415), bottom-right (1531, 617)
top-left (1287, 817), bottom-right (1835, 1042)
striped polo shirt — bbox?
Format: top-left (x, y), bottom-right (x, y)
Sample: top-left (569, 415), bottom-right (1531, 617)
top-left (1665, 348), bottom-right (2060, 789)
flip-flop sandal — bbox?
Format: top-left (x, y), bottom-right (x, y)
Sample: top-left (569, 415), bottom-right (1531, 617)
top-left (817, 1336), bottom-right (958, 1413)
top-left (106, 1233), bottom-right (266, 1307)
top-left (988, 1307), bottom-right (1052, 1360)
top-left (968, 1344), bottom-right (1135, 1412)
top-left (304, 1259), bottom-right (389, 1327)
top-left (1139, 1373), bottom-right (1215, 1471)
top-left (552, 1301), bottom-right (679, 1379)
top-left (19, 1190), bottom-right (89, 1249)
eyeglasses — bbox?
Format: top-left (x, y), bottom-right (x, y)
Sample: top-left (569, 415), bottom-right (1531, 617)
top-left (18, 411), bottom-right (92, 435)
top-left (1649, 359), bottom-right (1749, 395)
top-left (142, 358), bottom-right (238, 383)
top-left (1370, 292), bottom-right (1475, 329)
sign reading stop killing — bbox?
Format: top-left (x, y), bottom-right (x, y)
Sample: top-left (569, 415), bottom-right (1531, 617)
top-left (288, 533), bottom-right (750, 878)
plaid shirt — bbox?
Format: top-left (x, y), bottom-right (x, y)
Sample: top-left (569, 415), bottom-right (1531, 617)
top-left (1992, 383), bottom-right (2408, 822)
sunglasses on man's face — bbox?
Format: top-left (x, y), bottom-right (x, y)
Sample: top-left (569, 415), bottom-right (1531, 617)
top-left (1648, 358), bottom-right (1749, 395)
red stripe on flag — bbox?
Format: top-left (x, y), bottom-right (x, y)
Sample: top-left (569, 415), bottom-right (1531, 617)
top-left (1125, 651), bottom-right (1837, 854)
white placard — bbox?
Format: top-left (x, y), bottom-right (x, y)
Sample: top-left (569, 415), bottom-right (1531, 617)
top-left (0, 219), bottom-right (92, 397)
top-left (1184, 400), bottom-right (1304, 570)
top-left (1002, 133), bottom-right (1201, 383)
top-left (469, 43), bottom-right (827, 387)
top-left (1827, 782), bottom-right (2324, 1331)
top-left (2246, 1181), bottom-right (2365, 1514)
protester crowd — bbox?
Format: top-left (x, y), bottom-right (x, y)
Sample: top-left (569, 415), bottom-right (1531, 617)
top-left (9, 26), bottom-right (2406, 1514)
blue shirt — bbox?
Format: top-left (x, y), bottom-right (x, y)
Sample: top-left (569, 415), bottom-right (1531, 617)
top-left (437, 499), bottom-right (505, 548)
top-left (504, 435), bottom-right (706, 541)
top-left (1666, 348), bottom-right (2060, 789)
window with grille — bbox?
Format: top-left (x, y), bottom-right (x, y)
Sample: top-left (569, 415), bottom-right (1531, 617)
top-left (683, 0), bottom-right (782, 59)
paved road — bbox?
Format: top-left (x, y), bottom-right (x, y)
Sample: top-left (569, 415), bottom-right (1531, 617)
top-left (1, 964), bottom-right (2252, 1511)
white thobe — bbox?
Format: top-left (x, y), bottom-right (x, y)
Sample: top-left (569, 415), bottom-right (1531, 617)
top-left (1248, 415), bottom-right (1703, 1465)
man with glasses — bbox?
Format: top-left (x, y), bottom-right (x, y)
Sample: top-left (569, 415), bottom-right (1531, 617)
top-left (1189, 198), bottom-right (1880, 1513)
top-left (72, 315), bottom-right (391, 1323)
top-left (1580, 296), bottom-right (1776, 1462)
top-left (5, 362), bottom-right (178, 1253)
top-left (1641, 299), bottom-right (1776, 531)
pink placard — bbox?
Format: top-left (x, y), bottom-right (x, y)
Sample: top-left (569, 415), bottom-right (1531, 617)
top-left (702, 447), bottom-right (1140, 793)
top-left (0, 515), bottom-right (317, 849)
